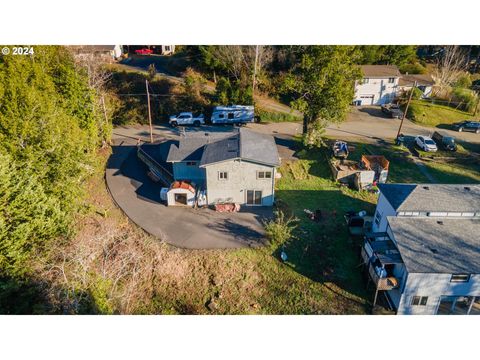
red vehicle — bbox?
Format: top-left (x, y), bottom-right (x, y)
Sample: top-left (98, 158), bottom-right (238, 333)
top-left (135, 48), bottom-right (153, 55)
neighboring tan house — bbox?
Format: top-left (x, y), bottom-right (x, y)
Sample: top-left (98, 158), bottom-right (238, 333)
top-left (362, 183), bottom-right (480, 315)
top-left (353, 65), bottom-right (401, 106)
top-left (138, 128), bottom-right (280, 207)
top-left (68, 45), bottom-right (123, 63)
top-left (398, 73), bottom-right (435, 98)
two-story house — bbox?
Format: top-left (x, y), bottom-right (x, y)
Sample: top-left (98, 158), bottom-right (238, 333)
top-left (353, 65), bottom-right (401, 106)
top-left (363, 183), bottom-right (480, 315)
top-left (138, 128), bottom-right (280, 207)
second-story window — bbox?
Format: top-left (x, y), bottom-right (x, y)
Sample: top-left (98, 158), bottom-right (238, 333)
top-left (411, 296), bottom-right (428, 306)
top-left (186, 161), bottom-right (196, 166)
top-left (362, 78), bottom-right (369, 84)
top-left (388, 77), bottom-right (395, 83)
top-left (450, 274), bottom-right (470, 283)
top-left (257, 171), bottom-right (272, 179)
top-left (218, 171), bottom-right (228, 180)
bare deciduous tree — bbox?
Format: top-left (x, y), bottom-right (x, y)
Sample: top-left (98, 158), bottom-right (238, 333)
top-left (433, 46), bottom-right (468, 95)
top-left (208, 45), bottom-right (273, 87)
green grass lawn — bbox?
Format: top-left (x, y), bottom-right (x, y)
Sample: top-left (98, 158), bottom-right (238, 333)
top-left (270, 139), bottom-right (432, 312)
top-left (412, 144), bottom-right (480, 183)
top-left (408, 99), bottom-right (478, 127)
top-left (256, 108), bottom-right (302, 123)
top-left (423, 159), bottom-right (480, 183)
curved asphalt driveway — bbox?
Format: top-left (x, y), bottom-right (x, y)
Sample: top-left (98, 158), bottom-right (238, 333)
top-left (106, 131), bottom-right (271, 249)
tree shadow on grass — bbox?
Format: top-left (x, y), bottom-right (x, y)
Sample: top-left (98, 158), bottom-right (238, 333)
top-left (273, 189), bottom-right (375, 307)
top-left (0, 275), bottom-right (100, 315)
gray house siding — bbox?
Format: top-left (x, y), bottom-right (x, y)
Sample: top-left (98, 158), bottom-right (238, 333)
top-left (172, 162), bottom-right (206, 185)
top-left (396, 273), bottom-right (480, 315)
top-left (204, 160), bottom-right (275, 206)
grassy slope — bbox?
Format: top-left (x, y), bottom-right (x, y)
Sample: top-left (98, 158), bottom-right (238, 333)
top-left (415, 144), bottom-right (480, 183)
top-left (37, 148), bottom-right (370, 314)
top-left (408, 100), bottom-right (478, 127)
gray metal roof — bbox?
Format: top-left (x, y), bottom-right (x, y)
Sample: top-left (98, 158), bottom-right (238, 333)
top-left (199, 134), bottom-right (240, 166)
top-left (238, 128), bottom-right (280, 167)
top-left (388, 217), bottom-right (480, 274)
top-left (378, 183), bottom-right (480, 213)
top-left (167, 128), bottom-right (280, 167)
top-left (166, 138), bottom-right (209, 162)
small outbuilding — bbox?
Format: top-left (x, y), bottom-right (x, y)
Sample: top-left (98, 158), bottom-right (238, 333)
top-left (166, 181), bottom-right (196, 206)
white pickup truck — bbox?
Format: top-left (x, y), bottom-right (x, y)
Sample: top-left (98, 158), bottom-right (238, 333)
top-left (169, 112), bottom-right (205, 127)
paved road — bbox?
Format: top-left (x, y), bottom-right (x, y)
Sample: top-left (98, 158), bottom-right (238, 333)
top-left (107, 128), bottom-right (271, 249)
top-left (328, 107), bottom-right (480, 145)
top-left (251, 107), bottom-right (480, 146)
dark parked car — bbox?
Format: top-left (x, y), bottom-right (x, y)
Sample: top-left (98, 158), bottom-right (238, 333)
top-left (452, 120), bottom-right (480, 133)
top-left (381, 104), bottom-right (404, 119)
top-left (432, 131), bottom-right (457, 151)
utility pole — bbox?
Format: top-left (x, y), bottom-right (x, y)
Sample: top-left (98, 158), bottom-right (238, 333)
top-left (252, 45), bottom-right (259, 100)
top-left (396, 80), bottom-right (417, 139)
top-left (145, 79), bottom-right (153, 143)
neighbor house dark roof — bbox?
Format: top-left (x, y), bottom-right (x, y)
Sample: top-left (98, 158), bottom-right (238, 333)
top-left (399, 74), bottom-right (435, 87)
top-left (378, 183), bottom-right (480, 213)
top-left (388, 217), bottom-right (480, 274)
top-left (167, 128), bottom-right (280, 167)
top-left (360, 65), bottom-right (401, 78)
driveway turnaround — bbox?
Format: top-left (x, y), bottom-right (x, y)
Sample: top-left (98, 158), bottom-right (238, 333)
top-left (106, 132), bottom-right (272, 249)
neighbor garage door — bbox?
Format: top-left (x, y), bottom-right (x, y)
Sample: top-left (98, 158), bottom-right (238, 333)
top-left (360, 95), bottom-right (375, 105)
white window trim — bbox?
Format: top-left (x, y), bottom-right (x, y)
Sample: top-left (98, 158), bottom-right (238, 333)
top-left (257, 170), bottom-right (272, 179)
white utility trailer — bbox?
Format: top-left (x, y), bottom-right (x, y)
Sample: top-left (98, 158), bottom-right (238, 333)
top-left (210, 105), bottom-right (255, 125)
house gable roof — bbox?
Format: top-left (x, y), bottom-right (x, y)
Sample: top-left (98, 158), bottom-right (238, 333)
top-left (167, 129), bottom-right (280, 168)
top-left (378, 183), bottom-right (480, 213)
top-left (388, 217), bottom-right (480, 274)
top-left (360, 65), bottom-right (401, 78)
top-left (399, 74), bottom-right (435, 87)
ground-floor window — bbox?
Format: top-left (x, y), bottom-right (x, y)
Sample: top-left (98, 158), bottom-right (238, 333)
top-left (246, 190), bottom-right (262, 205)
top-left (437, 296), bottom-right (480, 315)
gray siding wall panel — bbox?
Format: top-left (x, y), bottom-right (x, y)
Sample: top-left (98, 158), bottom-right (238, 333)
top-left (205, 160), bottom-right (275, 205)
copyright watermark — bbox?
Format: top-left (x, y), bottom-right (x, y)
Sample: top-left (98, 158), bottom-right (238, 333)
top-left (1, 46), bottom-right (34, 55)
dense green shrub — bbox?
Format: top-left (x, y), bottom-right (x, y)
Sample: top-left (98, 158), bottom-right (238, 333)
top-left (0, 46), bottom-right (105, 277)
top-left (264, 211), bottom-right (298, 247)
top-left (454, 74), bottom-right (472, 89)
top-left (399, 62), bottom-right (427, 75)
top-left (214, 77), bottom-right (253, 105)
top-left (452, 87), bottom-right (478, 113)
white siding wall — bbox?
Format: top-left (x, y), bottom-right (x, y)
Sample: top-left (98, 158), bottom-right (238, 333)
top-left (372, 193), bottom-right (397, 232)
top-left (354, 77), bottom-right (399, 105)
top-left (397, 273), bottom-right (480, 315)
top-left (204, 160), bottom-right (275, 206)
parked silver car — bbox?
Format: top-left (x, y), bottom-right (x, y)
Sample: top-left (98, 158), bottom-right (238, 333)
top-left (415, 135), bottom-right (438, 152)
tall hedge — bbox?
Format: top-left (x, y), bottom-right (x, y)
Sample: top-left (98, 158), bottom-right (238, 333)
top-left (0, 46), bottom-right (106, 277)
